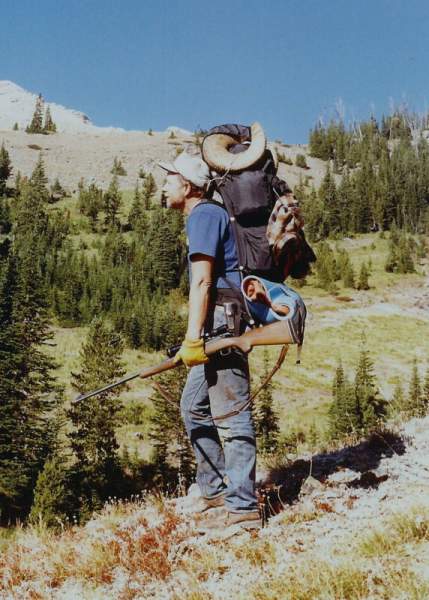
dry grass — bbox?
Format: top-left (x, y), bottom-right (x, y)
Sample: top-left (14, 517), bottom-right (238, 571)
top-left (1, 495), bottom-right (429, 599)
top-left (0, 499), bottom-right (189, 598)
top-left (358, 508), bottom-right (429, 557)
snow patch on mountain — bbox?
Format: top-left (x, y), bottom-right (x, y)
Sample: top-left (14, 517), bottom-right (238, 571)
top-left (0, 80), bottom-right (124, 134)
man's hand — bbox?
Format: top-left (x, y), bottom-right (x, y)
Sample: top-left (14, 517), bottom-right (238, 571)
top-left (173, 337), bottom-right (209, 367)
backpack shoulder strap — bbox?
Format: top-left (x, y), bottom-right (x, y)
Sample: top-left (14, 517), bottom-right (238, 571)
top-left (195, 199), bottom-right (227, 210)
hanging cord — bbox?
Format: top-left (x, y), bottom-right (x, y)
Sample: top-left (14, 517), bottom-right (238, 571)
top-left (152, 380), bottom-right (181, 409)
top-left (156, 341), bottom-right (291, 423)
top-left (208, 166), bottom-right (231, 189)
top-left (209, 344), bottom-right (290, 422)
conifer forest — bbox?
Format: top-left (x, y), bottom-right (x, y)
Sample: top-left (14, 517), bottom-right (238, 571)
top-left (0, 110), bottom-right (429, 528)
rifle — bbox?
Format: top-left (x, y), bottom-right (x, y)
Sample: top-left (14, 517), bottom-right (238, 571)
top-left (73, 319), bottom-right (293, 403)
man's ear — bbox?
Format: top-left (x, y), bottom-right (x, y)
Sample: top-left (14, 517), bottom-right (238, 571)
top-left (183, 180), bottom-right (192, 198)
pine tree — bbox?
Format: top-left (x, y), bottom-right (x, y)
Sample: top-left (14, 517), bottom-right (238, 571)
top-left (29, 154), bottom-right (49, 203)
top-left (319, 166), bottom-right (340, 233)
top-left (342, 260), bottom-right (355, 288)
top-left (0, 229), bottom-right (60, 521)
top-left (0, 143), bottom-right (12, 195)
top-left (337, 249), bottom-right (355, 288)
top-left (29, 453), bottom-right (73, 528)
top-left (328, 361), bottom-right (360, 439)
top-left (329, 361), bottom-right (346, 437)
top-left (26, 94), bottom-right (44, 134)
top-left (254, 349), bottom-right (280, 453)
top-left (337, 168), bottom-right (354, 232)
top-left (141, 173), bottom-right (157, 210)
top-left (0, 198), bottom-right (11, 234)
top-left (354, 345), bottom-right (387, 432)
top-left (148, 368), bottom-right (194, 490)
top-left (315, 241), bottom-right (338, 292)
top-left (407, 358), bottom-right (423, 416)
top-left (357, 262), bottom-right (370, 290)
top-left (128, 183), bottom-right (144, 230)
top-left (421, 367), bottom-right (429, 416)
top-left (67, 319), bottom-right (125, 517)
top-left (78, 182), bottom-right (103, 231)
top-left (13, 122), bottom-right (18, 131)
top-left (143, 208), bottom-right (185, 294)
top-left (390, 382), bottom-right (405, 416)
top-left (397, 234), bottom-right (415, 273)
top-left (43, 106), bottom-right (57, 133)
top-left (301, 187), bottom-right (324, 241)
top-left (103, 175), bottom-right (122, 228)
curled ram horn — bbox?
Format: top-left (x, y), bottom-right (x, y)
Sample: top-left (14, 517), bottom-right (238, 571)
top-left (267, 143), bottom-right (278, 171)
top-left (202, 122), bottom-right (266, 173)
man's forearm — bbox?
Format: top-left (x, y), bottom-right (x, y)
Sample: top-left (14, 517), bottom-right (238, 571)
top-left (186, 280), bottom-right (212, 339)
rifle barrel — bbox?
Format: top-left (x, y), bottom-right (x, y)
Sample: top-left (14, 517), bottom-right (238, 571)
top-left (73, 320), bottom-right (293, 403)
top-left (73, 356), bottom-right (176, 402)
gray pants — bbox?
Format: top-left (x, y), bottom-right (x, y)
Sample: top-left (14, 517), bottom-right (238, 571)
top-left (180, 306), bottom-right (257, 513)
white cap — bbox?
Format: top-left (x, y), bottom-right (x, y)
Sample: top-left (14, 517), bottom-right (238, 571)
top-left (158, 152), bottom-right (210, 188)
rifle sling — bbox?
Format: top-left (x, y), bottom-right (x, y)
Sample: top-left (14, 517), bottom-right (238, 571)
top-left (191, 344), bottom-right (289, 422)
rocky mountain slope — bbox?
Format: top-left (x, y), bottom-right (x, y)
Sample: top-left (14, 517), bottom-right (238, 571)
top-left (1, 416), bottom-right (428, 599)
top-left (0, 81), bottom-right (327, 191)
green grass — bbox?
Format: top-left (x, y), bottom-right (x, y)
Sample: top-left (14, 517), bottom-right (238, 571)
top-left (358, 508), bottom-right (429, 557)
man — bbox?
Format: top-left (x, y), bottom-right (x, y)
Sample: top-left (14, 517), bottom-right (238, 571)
top-left (159, 151), bottom-right (260, 531)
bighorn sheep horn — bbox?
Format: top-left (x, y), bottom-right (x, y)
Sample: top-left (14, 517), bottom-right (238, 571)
top-left (202, 122), bottom-right (267, 172)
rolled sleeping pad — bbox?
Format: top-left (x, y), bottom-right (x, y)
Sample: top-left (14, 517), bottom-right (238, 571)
top-left (241, 275), bottom-right (299, 325)
top-left (241, 275), bottom-right (307, 362)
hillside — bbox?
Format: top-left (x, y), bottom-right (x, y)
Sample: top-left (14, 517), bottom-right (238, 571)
top-left (0, 80), bottom-right (124, 134)
top-left (0, 128), bottom-right (328, 193)
top-left (1, 415), bottom-right (428, 599)
top-left (46, 232), bottom-right (429, 464)
top-left (0, 81), bottom-right (328, 191)
top-left (1, 94), bottom-right (429, 600)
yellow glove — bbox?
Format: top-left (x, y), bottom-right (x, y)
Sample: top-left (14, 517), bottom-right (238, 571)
top-left (173, 337), bottom-right (209, 367)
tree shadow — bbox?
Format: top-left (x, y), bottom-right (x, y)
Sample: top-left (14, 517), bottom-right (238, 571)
top-left (258, 430), bottom-right (406, 512)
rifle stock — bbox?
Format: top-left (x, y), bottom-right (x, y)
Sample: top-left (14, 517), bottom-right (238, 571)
top-left (73, 320), bottom-right (292, 403)
top-left (205, 319), bottom-right (292, 355)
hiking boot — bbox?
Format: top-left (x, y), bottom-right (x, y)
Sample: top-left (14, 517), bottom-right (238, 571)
top-left (179, 493), bottom-right (225, 516)
top-left (196, 509), bottom-right (262, 536)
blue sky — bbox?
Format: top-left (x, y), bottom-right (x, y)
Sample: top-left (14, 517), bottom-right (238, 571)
top-left (1, 0), bottom-right (429, 142)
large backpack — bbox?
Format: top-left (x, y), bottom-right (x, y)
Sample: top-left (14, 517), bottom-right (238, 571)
top-left (203, 123), bottom-right (316, 284)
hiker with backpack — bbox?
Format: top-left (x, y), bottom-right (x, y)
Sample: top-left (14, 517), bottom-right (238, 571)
top-left (159, 150), bottom-right (260, 532)
top-left (158, 123), bottom-right (314, 533)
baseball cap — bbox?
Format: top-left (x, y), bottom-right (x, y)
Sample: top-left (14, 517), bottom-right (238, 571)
top-left (158, 152), bottom-right (210, 188)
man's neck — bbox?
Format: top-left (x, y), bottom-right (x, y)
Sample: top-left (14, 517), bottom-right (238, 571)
top-left (184, 195), bottom-right (204, 216)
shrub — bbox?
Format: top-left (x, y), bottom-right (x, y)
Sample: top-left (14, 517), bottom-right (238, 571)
top-left (110, 157), bottom-right (127, 176)
top-left (277, 151), bottom-right (293, 165)
top-left (295, 153), bottom-right (309, 169)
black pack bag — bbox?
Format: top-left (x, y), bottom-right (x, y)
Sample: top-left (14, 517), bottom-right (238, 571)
top-left (203, 123), bottom-right (315, 283)
top-left (203, 124), bottom-right (290, 282)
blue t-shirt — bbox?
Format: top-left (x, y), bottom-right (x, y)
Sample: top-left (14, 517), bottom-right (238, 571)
top-left (186, 202), bottom-right (240, 288)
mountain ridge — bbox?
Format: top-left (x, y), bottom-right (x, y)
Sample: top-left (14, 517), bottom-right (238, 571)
top-left (0, 80), bottom-right (192, 136)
